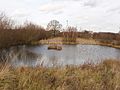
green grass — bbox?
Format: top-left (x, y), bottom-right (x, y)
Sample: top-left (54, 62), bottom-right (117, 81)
top-left (0, 59), bottom-right (120, 90)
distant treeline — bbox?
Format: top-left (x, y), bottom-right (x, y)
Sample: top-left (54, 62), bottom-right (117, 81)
top-left (0, 12), bottom-right (120, 48)
top-left (93, 32), bottom-right (120, 45)
top-left (0, 13), bottom-right (53, 49)
top-left (77, 31), bottom-right (120, 45)
top-left (57, 30), bottom-right (120, 45)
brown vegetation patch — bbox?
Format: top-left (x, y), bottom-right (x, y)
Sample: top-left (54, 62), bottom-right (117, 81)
top-left (0, 60), bottom-right (120, 90)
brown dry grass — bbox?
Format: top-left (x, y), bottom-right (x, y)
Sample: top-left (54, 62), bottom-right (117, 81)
top-left (0, 59), bottom-right (120, 90)
top-left (39, 37), bottom-right (120, 49)
top-left (40, 37), bottom-right (98, 45)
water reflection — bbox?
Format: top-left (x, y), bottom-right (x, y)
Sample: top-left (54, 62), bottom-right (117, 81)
top-left (0, 45), bottom-right (120, 67)
top-left (0, 46), bottom-right (42, 67)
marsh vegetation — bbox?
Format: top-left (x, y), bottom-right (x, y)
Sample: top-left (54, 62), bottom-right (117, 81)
top-left (0, 60), bottom-right (120, 90)
top-left (0, 12), bottom-right (120, 90)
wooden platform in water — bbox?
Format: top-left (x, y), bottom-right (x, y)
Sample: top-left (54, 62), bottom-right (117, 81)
top-left (48, 45), bottom-right (62, 51)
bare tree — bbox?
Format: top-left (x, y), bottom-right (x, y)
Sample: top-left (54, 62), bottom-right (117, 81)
top-left (46, 20), bottom-right (62, 37)
top-left (0, 12), bottom-right (14, 30)
top-left (22, 21), bottom-right (43, 30)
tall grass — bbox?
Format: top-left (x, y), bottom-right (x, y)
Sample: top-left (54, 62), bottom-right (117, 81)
top-left (0, 59), bottom-right (120, 90)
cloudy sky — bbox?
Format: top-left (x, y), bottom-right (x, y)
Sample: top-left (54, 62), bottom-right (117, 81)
top-left (0, 0), bottom-right (120, 32)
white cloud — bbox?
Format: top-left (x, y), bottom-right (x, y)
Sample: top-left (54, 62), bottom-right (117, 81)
top-left (12, 9), bottom-right (30, 18)
top-left (0, 0), bottom-right (120, 32)
top-left (83, 0), bottom-right (98, 7)
top-left (40, 3), bottom-right (65, 14)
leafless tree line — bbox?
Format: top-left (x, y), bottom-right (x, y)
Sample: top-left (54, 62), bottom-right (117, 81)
top-left (0, 13), bottom-right (50, 48)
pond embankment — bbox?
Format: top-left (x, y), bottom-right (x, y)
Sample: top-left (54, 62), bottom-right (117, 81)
top-left (39, 37), bottom-right (120, 49)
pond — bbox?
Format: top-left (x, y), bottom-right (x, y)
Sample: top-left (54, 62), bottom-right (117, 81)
top-left (0, 45), bottom-right (120, 67)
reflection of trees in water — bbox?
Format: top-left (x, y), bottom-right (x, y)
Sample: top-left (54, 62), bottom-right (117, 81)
top-left (0, 46), bottom-right (59, 67)
top-left (0, 49), bottom-right (13, 63)
top-left (0, 46), bottom-right (42, 66)
top-left (17, 49), bottom-right (38, 61)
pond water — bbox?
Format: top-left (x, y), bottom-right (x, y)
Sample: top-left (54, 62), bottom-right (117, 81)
top-left (0, 45), bottom-right (120, 67)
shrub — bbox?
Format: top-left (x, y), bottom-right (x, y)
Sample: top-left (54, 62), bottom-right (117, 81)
top-left (62, 26), bottom-right (78, 44)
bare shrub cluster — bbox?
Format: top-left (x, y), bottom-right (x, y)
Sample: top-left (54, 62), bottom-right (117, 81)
top-left (62, 26), bottom-right (78, 44)
top-left (0, 13), bottom-right (50, 48)
top-left (0, 13), bottom-right (14, 30)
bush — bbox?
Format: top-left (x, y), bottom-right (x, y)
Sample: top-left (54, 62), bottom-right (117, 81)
top-left (0, 13), bottom-right (50, 48)
top-left (62, 27), bottom-right (78, 44)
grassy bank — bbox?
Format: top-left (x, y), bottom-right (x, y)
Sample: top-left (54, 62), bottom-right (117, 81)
top-left (39, 37), bottom-right (97, 44)
top-left (0, 59), bottom-right (120, 90)
top-left (39, 37), bottom-right (120, 49)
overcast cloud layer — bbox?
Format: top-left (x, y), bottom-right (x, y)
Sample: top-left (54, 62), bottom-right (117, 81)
top-left (0, 0), bottom-right (120, 32)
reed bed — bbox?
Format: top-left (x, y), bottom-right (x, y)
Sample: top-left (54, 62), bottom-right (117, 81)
top-left (0, 59), bottom-right (120, 90)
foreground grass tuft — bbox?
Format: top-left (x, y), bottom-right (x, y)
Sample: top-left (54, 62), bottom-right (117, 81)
top-left (0, 60), bottom-right (120, 90)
